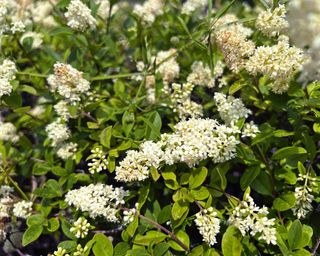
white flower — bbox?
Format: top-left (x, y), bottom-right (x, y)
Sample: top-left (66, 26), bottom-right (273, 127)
top-left (52, 247), bottom-right (69, 256)
top-left (20, 31), bottom-right (43, 49)
top-left (115, 141), bottom-right (163, 183)
top-left (87, 147), bottom-right (108, 174)
top-left (214, 92), bottom-right (251, 125)
top-left (123, 207), bottom-right (137, 224)
top-left (29, 1), bottom-right (57, 27)
top-left (256, 4), bottom-right (289, 37)
top-left (0, 59), bottom-right (16, 98)
top-left (46, 121), bottom-right (71, 147)
top-left (194, 207), bottom-right (220, 246)
top-left (0, 121), bottom-right (19, 142)
top-left (54, 100), bottom-right (72, 120)
top-left (292, 173), bottom-right (317, 219)
top-left (70, 217), bottom-right (92, 238)
top-left (246, 40), bottom-right (308, 94)
top-left (12, 200), bottom-right (32, 219)
top-left (187, 61), bottom-right (215, 88)
top-left (170, 82), bottom-right (203, 119)
top-left (228, 194), bottom-right (277, 245)
top-left (154, 49), bottom-right (180, 85)
top-left (10, 20), bottom-right (25, 33)
top-left (65, 184), bottom-right (128, 222)
top-left (133, 0), bottom-right (164, 25)
top-left (214, 14), bottom-right (255, 73)
top-left (56, 142), bottom-right (78, 160)
top-left (242, 121), bottom-right (260, 138)
top-left (0, 185), bottom-right (13, 198)
top-left (181, 0), bottom-right (207, 15)
top-left (65, 0), bottom-right (97, 31)
top-left (48, 62), bottom-right (90, 103)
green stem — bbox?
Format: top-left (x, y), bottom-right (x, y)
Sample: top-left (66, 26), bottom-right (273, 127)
top-left (90, 72), bottom-right (145, 81)
top-left (6, 175), bottom-right (29, 201)
top-left (16, 71), bottom-right (47, 78)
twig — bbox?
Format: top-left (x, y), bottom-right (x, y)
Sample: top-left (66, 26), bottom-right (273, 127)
top-left (138, 214), bottom-right (190, 252)
top-left (312, 237), bottom-right (320, 256)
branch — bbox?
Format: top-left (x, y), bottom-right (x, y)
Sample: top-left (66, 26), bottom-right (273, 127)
top-left (138, 214), bottom-right (189, 252)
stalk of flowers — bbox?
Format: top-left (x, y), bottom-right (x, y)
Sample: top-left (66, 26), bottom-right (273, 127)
top-left (0, 59), bottom-right (17, 98)
top-left (47, 62), bottom-right (90, 104)
top-left (65, 0), bottom-right (97, 31)
top-left (213, 14), bottom-right (255, 73)
top-left (170, 82), bottom-right (203, 119)
top-left (256, 4), bottom-right (289, 37)
top-left (0, 120), bottom-right (19, 143)
top-left (115, 118), bottom-right (240, 183)
top-left (187, 60), bottom-right (225, 88)
top-left (245, 38), bottom-right (308, 94)
top-left (194, 207), bottom-right (220, 246)
top-left (65, 183), bottom-right (129, 222)
top-left (292, 173), bottom-right (318, 219)
top-left (87, 147), bottom-right (108, 174)
top-left (214, 92), bottom-right (252, 126)
top-left (133, 0), bottom-right (164, 25)
top-left (228, 191), bottom-right (277, 245)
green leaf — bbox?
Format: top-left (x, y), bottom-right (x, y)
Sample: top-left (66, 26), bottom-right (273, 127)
top-left (158, 205), bottom-right (171, 224)
top-left (47, 217), bottom-right (60, 232)
top-left (273, 192), bottom-right (296, 211)
top-left (143, 111), bottom-right (162, 140)
top-left (26, 214), bottom-right (45, 227)
top-left (114, 242), bottom-right (130, 256)
top-left (251, 171), bottom-right (273, 196)
top-left (168, 230), bottom-right (189, 251)
top-left (49, 26), bottom-right (74, 36)
top-left (189, 167), bottom-right (208, 189)
top-left (288, 220), bottom-right (303, 250)
top-left (133, 231), bottom-right (167, 246)
top-left (126, 216), bottom-right (138, 237)
top-left (92, 234), bottom-right (113, 256)
top-left (240, 166), bottom-right (260, 190)
top-left (171, 201), bottom-right (189, 220)
top-left (22, 224), bottom-right (43, 246)
top-left (229, 81), bottom-right (246, 95)
top-left (272, 146), bottom-right (307, 160)
top-left (162, 167), bottom-right (180, 190)
top-left (153, 242), bottom-right (170, 256)
top-left (99, 126), bottom-right (113, 149)
top-left (58, 240), bottom-right (77, 252)
top-left (222, 226), bottom-right (242, 256)
top-left (20, 85), bottom-right (38, 95)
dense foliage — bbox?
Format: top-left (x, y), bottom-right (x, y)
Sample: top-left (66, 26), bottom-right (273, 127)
top-left (1, 0), bottom-right (320, 255)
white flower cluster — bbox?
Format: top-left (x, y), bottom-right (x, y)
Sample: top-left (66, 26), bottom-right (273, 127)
top-left (241, 121), bottom-right (260, 138)
top-left (74, 244), bottom-right (88, 256)
top-left (246, 40), bottom-right (307, 94)
top-left (170, 82), bottom-right (203, 119)
top-left (133, 0), bottom-right (164, 25)
top-left (46, 121), bottom-right (71, 147)
top-left (87, 147), bottom-right (108, 174)
top-left (48, 62), bottom-right (90, 103)
top-left (70, 217), bottom-right (92, 238)
top-left (214, 92), bottom-right (251, 125)
top-left (56, 142), bottom-right (78, 160)
top-left (65, 183), bottom-right (128, 222)
top-left (115, 141), bottom-right (163, 183)
top-left (116, 118), bottom-right (239, 182)
top-left (256, 4), bottom-right (288, 37)
top-left (65, 0), bottom-right (97, 31)
top-left (292, 173), bottom-right (317, 219)
top-left (54, 100), bottom-right (72, 120)
top-left (194, 207), bottom-right (220, 246)
top-left (51, 247), bottom-right (69, 256)
top-left (0, 121), bottom-right (19, 143)
top-left (287, 0), bottom-right (320, 82)
top-left (187, 61), bottom-right (215, 88)
top-left (123, 206), bottom-right (137, 224)
top-left (0, 59), bottom-right (17, 98)
top-left (181, 0), bottom-right (207, 15)
top-left (0, 0), bottom-right (30, 35)
top-left (154, 49), bottom-right (180, 85)
top-left (29, 1), bottom-right (57, 27)
top-left (12, 200), bottom-right (32, 219)
top-left (228, 194), bottom-right (277, 245)
top-left (214, 14), bottom-right (255, 73)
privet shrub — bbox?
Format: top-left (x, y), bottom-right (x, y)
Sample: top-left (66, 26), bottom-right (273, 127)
top-left (1, 0), bottom-right (320, 255)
